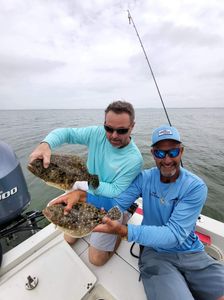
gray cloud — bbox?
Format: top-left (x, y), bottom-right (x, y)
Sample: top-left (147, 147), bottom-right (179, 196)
top-left (0, 0), bottom-right (224, 109)
top-left (146, 22), bottom-right (222, 48)
top-left (0, 56), bottom-right (65, 80)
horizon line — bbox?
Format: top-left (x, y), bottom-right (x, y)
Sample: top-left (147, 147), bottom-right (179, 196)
top-left (1, 106), bottom-right (224, 111)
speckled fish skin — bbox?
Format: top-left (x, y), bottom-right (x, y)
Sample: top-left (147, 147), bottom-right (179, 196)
top-left (42, 202), bottom-right (122, 238)
top-left (27, 153), bottom-right (99, 190)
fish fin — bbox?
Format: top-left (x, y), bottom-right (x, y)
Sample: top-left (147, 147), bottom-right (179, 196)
top-left (89, 174), bottom-right (99, 189)
top-left (57, 226), bottom-right (91, 238)
top-left (107, 206), bottom-right (122, 220)
top-left (45, 181), bottom-right (66, 191)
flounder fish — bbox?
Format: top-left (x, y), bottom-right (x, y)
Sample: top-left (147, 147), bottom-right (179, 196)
top-left (27, 153), bottom-right (99, 190)
top-left (42, 202), bottom-right (122, 238)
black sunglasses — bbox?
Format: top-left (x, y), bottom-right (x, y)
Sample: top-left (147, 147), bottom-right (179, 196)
top-left (153, 148), bottom-right (181, 159)
top-left (104, 124), bottom-right (130, 135)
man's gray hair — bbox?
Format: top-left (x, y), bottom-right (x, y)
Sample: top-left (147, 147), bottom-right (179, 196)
top-left (105, 100), bottom-right (135, 123)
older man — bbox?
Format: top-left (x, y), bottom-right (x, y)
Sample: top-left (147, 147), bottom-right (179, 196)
top-left (91, 125), bottom-right (224, 300)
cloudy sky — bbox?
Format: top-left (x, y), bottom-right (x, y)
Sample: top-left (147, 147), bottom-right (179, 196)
top-left (0, 0), bottom-right (224, 109)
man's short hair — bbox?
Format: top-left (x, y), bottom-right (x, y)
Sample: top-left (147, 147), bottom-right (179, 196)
top-left (105, 100), bottom-right (135, 123)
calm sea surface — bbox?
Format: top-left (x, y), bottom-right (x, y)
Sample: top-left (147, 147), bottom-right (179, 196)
top-left (0, 108), bottom-right (224, 224)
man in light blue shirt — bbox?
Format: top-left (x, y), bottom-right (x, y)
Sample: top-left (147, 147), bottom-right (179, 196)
top-left (29, 100), bottom-right (143, 266)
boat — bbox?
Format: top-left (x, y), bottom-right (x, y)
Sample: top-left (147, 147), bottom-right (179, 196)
top-left (0, 190), bottom-right (224, 300)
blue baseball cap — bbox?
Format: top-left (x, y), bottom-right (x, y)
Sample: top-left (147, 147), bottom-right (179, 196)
top-left (151, 125), bottom-right (181, 146)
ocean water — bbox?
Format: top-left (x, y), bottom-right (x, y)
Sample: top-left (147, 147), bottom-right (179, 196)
top-left (0, 108), bottom-right (224, 224)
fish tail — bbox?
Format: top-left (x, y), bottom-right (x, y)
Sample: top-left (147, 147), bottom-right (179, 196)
top-left (89, 174), bottom-right (99, 189)
top-left (107, 206), bottom-right (122, 220)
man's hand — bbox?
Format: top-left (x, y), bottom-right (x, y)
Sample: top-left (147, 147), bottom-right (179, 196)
top-left (93, 216), bottom-right (128, 238)
top-left (49, 190), bottom-right (87, 214)
top-left (29, 142), bottom-right (51, 168)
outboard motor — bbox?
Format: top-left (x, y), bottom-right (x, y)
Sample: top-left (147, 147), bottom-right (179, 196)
top-left (0, 242), bottom-right (2, 266)
top-left (0, 141), bottom-right (30, 226)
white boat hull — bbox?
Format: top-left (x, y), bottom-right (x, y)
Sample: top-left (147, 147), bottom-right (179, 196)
top-left (0, 206), bottom-right (223, 300)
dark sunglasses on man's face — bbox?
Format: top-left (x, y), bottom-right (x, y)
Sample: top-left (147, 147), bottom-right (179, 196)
top-left (104, 125), bottom-right (130, 135)
top-left (153, 148), bottom-right (181, 159)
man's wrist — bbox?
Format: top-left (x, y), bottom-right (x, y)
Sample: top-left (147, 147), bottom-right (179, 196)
top-left (79, 190), bottom-right (87, 202)
top-left (120, 224), bottom-right (128, 241)
top-left (40, 141), bottom-right (51, 149)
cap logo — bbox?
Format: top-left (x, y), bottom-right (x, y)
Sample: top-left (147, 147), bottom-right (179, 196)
top-left (158, 129), bottom-right (172, 136)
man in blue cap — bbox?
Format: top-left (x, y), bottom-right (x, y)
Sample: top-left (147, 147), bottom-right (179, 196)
top-left (91, 124), bottom-right (224, 300)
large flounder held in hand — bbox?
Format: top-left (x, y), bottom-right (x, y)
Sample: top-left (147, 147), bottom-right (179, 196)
top-left (42, 202), bottom-right (122, 238)
top-left (27, 153), bottom-right (99, 190)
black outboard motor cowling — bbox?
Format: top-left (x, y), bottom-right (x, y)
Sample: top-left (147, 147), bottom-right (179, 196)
top-left (0, 141), bottom-right (30, 226)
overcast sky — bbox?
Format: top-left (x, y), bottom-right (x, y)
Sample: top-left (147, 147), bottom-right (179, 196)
top-left (0, 0), bottom-right (224, 109)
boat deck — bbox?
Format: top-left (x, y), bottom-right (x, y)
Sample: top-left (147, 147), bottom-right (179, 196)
top-left (0, 212), bottom-right (146, 300)
top-left (1, 206), bottom-right (223, 300)
top-left (74, 234), bottom-right (146, 299)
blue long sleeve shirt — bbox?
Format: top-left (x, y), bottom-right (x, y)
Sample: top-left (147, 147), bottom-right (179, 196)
top-left (43, 126), bottom-right (143, 198)
top-left (87, 167), bottom-right (208, 253)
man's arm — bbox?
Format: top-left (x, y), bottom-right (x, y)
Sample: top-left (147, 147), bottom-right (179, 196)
top-left (128, 182), bottom-right (208, 248)
top-left (43, 127), bottom-right (94, 149)
top-left (92, 158), bottom-right (143, 198)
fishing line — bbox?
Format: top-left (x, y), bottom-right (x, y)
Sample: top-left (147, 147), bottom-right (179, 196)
top-left (127, 10), bottom-right (172, 126)
top-left (127, 10), bottom-right (183, 168)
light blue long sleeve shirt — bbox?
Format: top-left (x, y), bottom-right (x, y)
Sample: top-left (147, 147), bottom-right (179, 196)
top-left (43, 126), bottom-right (143, 198)
top-left (87, 167), bottom-right (208, 253)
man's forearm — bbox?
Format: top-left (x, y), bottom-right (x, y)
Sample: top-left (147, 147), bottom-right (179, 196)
top-left (78, 190), bottom-right (87, 202)
top-left (118, 224), bottom-right (128, 239)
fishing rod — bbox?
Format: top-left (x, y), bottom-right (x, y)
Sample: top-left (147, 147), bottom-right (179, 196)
top-left (127, 10), bottom-right (172, 126)
top-left (127, 11), bottom-right (184, 260)
top-left (127, 10), bottom-right (183, 168)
